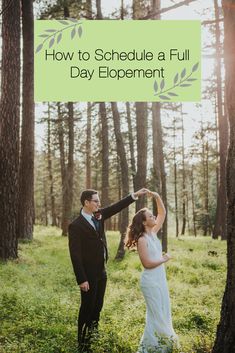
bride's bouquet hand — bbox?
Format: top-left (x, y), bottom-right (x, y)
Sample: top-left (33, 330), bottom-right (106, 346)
top-left (162, 253), bottom-right (172, 263)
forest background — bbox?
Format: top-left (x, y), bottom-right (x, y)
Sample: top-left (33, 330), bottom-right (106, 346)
top-left (1, 0), bottom-right (235, 353)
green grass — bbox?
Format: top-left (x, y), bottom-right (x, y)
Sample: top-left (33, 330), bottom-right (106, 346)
top-left (0, 226), bottom-right (226, 353)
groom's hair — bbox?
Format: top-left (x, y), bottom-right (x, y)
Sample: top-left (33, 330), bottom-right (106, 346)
top-left (80, 189), bottom-right (98, 206)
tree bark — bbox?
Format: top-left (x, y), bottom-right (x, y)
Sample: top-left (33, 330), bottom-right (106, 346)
top-left (61, 102), bottom-right (74, 236)
top-left (213, 0), bottom-right (229, 240)
top-left (100, 103), bottom-right (109, 206)
top-left (134, 102), bottom-right (148, 211)
top-left (0, 0), bottom-right (21, 260)
top-left (191, 166), bottom-right (197, 237)
top-left (96, 0), bottom-right (103, 19)
top-left (152, 103), bottom-right (168, 251)
top-left (47, 104), bottom-right (57, 226)
top-left (132, 1), bottom-right (148, 211)
top-left (181, 106), bottom-right (186, 235)
top-left (151, 0), bottom-right (167, 251)
top-left (18, 0), bottom-right (35, 240)
top-left (126, 102), bottom-right (137, 190)
top-left (111, 102), bottom-right (130, 260)
top-left (212, 1), bottom-right (235, 351)
top-left (86, 102), bottom-right (92, 188)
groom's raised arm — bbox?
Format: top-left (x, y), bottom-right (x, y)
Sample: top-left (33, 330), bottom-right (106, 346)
top-left (100, 188), bottom-right (148, 220)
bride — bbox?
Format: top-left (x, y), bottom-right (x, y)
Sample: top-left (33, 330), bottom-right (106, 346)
top-left (126, 190), bottom-right (179, 353)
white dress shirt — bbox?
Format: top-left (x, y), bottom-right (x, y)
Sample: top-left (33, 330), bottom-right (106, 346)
top-left (81, 209), bottom-right (96, 229)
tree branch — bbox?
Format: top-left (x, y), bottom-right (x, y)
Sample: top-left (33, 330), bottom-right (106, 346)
top-left (202, 18), bottom-right (224, 25)
top-left (141, 0), bottom-right (198, 20)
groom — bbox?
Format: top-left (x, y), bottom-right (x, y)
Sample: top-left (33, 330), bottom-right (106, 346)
top-left (68, 188), bottom-right (147, 350)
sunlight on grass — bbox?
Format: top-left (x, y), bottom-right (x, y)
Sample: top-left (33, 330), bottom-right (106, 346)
top-left (0, 226), bottom-right (226, 353)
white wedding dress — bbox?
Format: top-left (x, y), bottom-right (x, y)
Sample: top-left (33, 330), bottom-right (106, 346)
top-left (138, 233), bottom-right (179, 353)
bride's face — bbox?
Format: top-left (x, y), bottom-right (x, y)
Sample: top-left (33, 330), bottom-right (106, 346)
top-left (143, 209), bottom-right (157, 228)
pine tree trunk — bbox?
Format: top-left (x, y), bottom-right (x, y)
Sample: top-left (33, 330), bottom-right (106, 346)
top-left (151, 0), bottom-right (167, 251)
top-left (134, 102), bottom-right (148, 211)
top-left (213, 99), bottom-right (220, 239)
top-left (181, 106), bottom-right (186, 236)
top-left (96, 0), bottom-right (103, 19)
top-left (213, 0), bottom-right (228, 240)
top-left (191, 167), bottom-right (197, 237)
top-left (61, 102), bottom-right (74, 236)
top-left (173, 117), bottom-right (179, 238)
top-left (212, 1), bottom-right (235, 351)
top-left (0, 0), bottom-right (21, 260)
top-left (111, 103), bottom-right (130, 260)
top-left (100, 103), bottom-right (109, 206)
top-left (18, 0), bottom-right (35, 240)
top-left (86, 102), bottom-right (92, 188)
top-left (47, 104), bottom-right (57, 226)
top-left (152, 103), bottom-right (168, 251)
top-left (43, 174), bottom-right (48, 226)
top-left (126, 102), bottom-right (136, 190)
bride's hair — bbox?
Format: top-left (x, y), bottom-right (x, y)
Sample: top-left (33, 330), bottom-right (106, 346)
top-left (125, 208), bottom-right (148, 249)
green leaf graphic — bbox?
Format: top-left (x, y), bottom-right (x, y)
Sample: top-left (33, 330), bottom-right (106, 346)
top-left (168, 92), bottom-right (178, 96)
top-left (35, 43), bottom-right (43, 53)
top-left (154, 80), bottom-right (158, 93)
top-left (192, 62), bottom-right (199, 72)
top-left (78, 26), bottom-right (83, 38)
top-left (58, 20), bottom-right (69, 25)
top-left (159, 95), bottom-right (170, 100)
top-left (57, 32), bottom-right (62, 44)
top-left (49, 37), bottom-right (55, 48)
top-left (71, 27), bottom-right (76, 39)
top-left (153, 62), bottom-right (199, 101)
top-left (181, 68), bottom-right (186, 78)
top-left (36, 21), bottom-right (83, 55)
top-left (174, 73), bottom-right (179, 85)
top-left (160, 79), bottom-right (165, 91)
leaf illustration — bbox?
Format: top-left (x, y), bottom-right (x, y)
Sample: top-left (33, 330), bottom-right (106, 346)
top-left (58, 20), bottom-right (69, 25)
top-left (187, 78), bottom-right (197, 82)
top-left (174, 73), bottom-right (179, 85)
top-left (45, 29), bottom-right (57, 33)
top-left (49, 37), bottom-right (55, 48)
top-left (71, 27), bottom-right (76, 39)
top-left (35, 43), bottom-right (43, 53)
top-left (181, 68), bottom-right (186, 79)
top-left (78, 26), bottom-right (83, 38)
top-left (39, 34), bottom-right (49, 38)
top-left (68, 17), bottom-right (78, 23)
top-left (57, 32), bottom-right (62, 44)
top-left (180, 84), bottom-right (191, 87)
top-left (159, 95), bottom-right (170, 100)
top-left (192, 62), bottom-right (199, 72)
top-left (160, 79), bottom-right (165, 91)
top-left (154, 80), bottom-right (158, 93)
top-left (168, 92), bottom-right (178, 96)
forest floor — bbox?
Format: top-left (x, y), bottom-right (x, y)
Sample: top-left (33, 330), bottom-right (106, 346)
top-left (0, 226), bottom-right (226, 353)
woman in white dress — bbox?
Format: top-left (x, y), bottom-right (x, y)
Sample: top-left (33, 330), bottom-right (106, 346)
top-left (126, 191), bottom-right (179, 353)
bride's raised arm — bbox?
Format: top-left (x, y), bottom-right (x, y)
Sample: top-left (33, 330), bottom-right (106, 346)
top-left (149, 191), bottom-right (166, 234)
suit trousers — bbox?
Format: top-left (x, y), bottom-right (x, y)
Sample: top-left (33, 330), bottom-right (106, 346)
top-left (78, 269), bottom-right (107, 345)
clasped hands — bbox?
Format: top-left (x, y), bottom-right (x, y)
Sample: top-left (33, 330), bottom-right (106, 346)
top-left (133, 188), bottom-right (159, 199)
